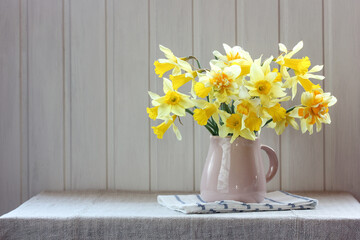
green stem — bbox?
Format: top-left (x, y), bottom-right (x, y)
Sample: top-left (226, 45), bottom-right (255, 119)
top-left (286, 106), bottom-right (297, 113)
top-left (195, 59), bottom-right (201, 69)
top-left (205, 118), bottom-right (218, 133)
top-left (221, 103), bottom-right (232, 114)
top-left (204, 124), bottom-right (216, 135)
top-left (185, 109), bottom-right (194, 115)
top-left (187, 56), bottom-right (202, 69)
top-left (208, 117), bottom-right (219, 135)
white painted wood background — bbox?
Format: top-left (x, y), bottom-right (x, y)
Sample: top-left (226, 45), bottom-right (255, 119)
top-left (0, 0), bottom-right (359, 215)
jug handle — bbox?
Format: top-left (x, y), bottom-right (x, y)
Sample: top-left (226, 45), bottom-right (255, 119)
top-left (260, 145), bottom-right (279, 183)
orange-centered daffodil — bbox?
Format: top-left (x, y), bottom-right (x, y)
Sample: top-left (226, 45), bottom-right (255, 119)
top-left (291, 89), bottom-right (337, 134)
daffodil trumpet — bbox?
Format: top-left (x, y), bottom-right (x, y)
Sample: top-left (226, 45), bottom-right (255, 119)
top-left (186, 109), bottom-right (218, 135)
top-left (147, 42), bottom-right (336, 143)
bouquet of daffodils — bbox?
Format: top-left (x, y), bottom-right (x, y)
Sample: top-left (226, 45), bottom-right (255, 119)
top-left (147, 41), bottom-right (337, 143)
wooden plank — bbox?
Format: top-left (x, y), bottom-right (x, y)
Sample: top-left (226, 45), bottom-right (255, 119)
top-left (70, 0), bottom-right (107, 189)
top-left (113, 0), bottom-right (149, 190)
top-left (279, 0), bottom-right (324, 191)
top-left (27, 0), bottom-right (64, 196)
top-left (63, 0), bottom-right (71, 190)
top-left (0, 0), bottom-right (21, 215)
top-left (20, 0), bottom-right (29, 202)
top-left (149, 0), bottom-right (194, 191)
top-left (324, 0), bottom-right (360, 200)
top-left (106, 0), bottom-right (115, 190)
top-left (193, 0), bottom-right (236, 191)
top-left (237, 0), bottom-right (280, 191)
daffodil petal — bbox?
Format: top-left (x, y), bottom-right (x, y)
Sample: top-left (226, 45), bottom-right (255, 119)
top-left (157, 104), bottom-right (171, 119)
top-left (171, 105), bottom-right (186, 116)
top-left (250, 63), bottom-right (265, 81)
top-left (305, 74), bottom-right (325, 80)
top-left (148, 91), bottom-right (160, 100)
top-left (288, 117), bottom-right (299, 130)
top-left (290, 41), bottom-right (303, 57)
top-left (159, 45), bottom-right (175, 60)
top-left (239, 129), bottom-right (256, 141)
top-left (279, 43), bottom-right (287, 53)
top-left (172, 124), bottom-right (182, 140)
top-left (179, 96), bottom-right (195, 109)
top-left (309, 65), bottom-right (323, 73)
top-left (163, 78), bottom-right (173, 93)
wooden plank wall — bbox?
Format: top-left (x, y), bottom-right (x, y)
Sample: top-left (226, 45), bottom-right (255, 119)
top-left (27, 0), bottom-right (64, 197)
top-left (280, 0), bottom-right (325, 191)
top-left (0, 0), bottom-right (359, 215)
top-left (324, 0), bottom-right (360, 200)
top-left (0, 0), bottom-right (21, 214)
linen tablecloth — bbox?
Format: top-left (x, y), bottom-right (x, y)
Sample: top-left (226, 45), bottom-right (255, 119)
top-left (1, 191), bottom-right (359, 239)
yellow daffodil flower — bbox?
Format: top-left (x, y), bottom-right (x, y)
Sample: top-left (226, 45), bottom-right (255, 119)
top-left (193, 108), bottom-right (213, 126)
top-left (213, 44), bottom-right (253, 76)
top-left (193, 105), bottom-right (217, 126)
top-left (219, 113), bottom-right (256, 143)
top-left (265, 103), bottom-right (286, 123)
top-left (146, 106), bottom-right (159, 120)
top-left (148, 78), bottom-right (194, 120)
top-left (284, 56), bottom-right (311, 75)
top-left (154, 45), bottom-right (183, 77)
top-left (152, 115), bottom-right (182, 140)
top-left (199, 63), bottom-right (241, 103)
top-left (291, 89), bottom-right (337, 134)
top-left (234, 86), bottom-right (263, 132)
top-left (244, 112), bottom-right (262, 132)
top-left (245, 57), bottom-right (286, 107)
top-left (267, 112), bottom-right (299, 135)
top-left (282, 63), bottom-right (323, 99)
top-left (277, 41), bottom-right (324, 98)
top-left (169, 57), bottom-right (197, 88)
top-left (264, 103), bottom-right (299, 135)
top-left (235, 86), bottom-right (259, 113)
top-left (169, 58), bottom-right (201, 98)
top-left (277, 41), bottom-right (304, 62)
top-left (192, 100), bottom-right (225, 126)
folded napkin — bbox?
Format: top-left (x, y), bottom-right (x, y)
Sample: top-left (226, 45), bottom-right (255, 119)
top-left (157, 191), bottom-right (318, 214)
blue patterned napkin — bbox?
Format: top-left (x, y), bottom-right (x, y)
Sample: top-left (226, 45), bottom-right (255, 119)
top-left (157, 191), bottom-right (318, 214)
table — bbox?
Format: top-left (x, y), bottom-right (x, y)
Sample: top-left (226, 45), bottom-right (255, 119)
top-left (1, 191), bottom-right (359, 239)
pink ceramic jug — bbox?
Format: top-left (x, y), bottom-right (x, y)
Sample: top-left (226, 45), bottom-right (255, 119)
top-left (200, 136), bottom-right (278, 203)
